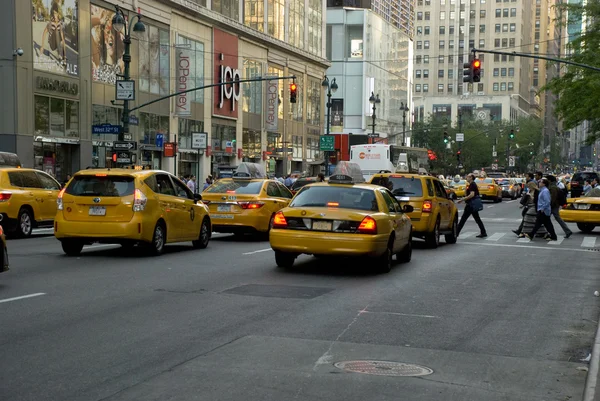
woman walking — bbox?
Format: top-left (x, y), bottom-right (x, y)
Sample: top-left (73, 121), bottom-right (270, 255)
top-left (513, 181), bottom-right (547, 238)
top-left (457, 173), bottom-right (487, 238)
top-left (525, 178), bottom-right (557, 241)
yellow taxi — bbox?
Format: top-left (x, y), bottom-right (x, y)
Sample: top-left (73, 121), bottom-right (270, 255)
top-left (0, 167), bottom-right (62, 237)
top-left (0, 217), bottom-right (9, 273)
top-left (202, 163), bottom-right (293, 236)
top-left (450, 179), bottom-right (467, 197)
top-left (560, 192), bottom-right (600, 233)
top-left (269, 162), bottom-right (413, 273)
top-left (369, 172), bottom-right (459, 248)
top-left (474, 178), bottom-right (503, 203)
top-left (54, 169), bottom-right (211, 256)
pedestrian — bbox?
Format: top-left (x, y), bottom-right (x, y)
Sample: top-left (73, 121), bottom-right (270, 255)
top-left (583, 179), bottom-right (592, 196)
top-left (63, 174), bottom-right (72, 187)
top-left (456, 173), bottom-right (487, 238)
top-left (317, 173), bottom-right (325, 182)
top-left (524, 178), bottom-right (557, 241)
top-left (547, 175), bottom-right (572, 238)
top-left (526, 172), bottom-right (536, 185)
top-left (203, 176), bottom-right (212, 191)
top-left (535, 171), bottom-right (543, 182)
top-left (284, 175), bottom-right (293, 188)
top-left (187, 175), bottom-right (197, 193)
top-left (513, 181), bottom-right (544, 237)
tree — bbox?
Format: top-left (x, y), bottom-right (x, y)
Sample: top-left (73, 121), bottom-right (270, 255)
top-left (543, 1), bottom-right (600, 144)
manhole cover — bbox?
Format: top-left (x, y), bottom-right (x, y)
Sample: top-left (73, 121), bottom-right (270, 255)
top-left (334, 360), bottom-right (433, 377)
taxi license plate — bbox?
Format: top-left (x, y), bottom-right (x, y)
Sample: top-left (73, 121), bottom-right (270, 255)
top-left (312, 220), bottom-right (332, 231)
top-left (217, 205), bottom-right (231, 212)
top-left (89, 206), bottom-right (106, 216)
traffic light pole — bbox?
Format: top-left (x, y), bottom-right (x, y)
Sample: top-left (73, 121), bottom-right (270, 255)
top-left (471, 48), bottom-right (600, 73)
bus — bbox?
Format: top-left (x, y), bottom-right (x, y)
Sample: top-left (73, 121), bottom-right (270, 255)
top-left (349, 144), bottom-right (430, 180)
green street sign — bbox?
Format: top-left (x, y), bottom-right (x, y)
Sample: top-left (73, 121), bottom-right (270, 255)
top-left (320, 135), bottom-right (335, 151)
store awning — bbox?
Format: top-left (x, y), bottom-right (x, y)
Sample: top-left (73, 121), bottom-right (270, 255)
top-left (308, 159), bottom-right (325, 166)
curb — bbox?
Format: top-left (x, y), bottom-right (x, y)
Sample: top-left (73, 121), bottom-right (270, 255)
top-left (583, 317), bottom-right (600, 401)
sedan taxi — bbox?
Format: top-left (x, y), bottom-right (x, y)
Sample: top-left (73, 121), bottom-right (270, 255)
top-left (475, 178), bottom-right (503, 202)
top-left (202, 163), bottom-right (293, 235)
top-left (450, 180), bottom-right (467, 197)
top-left (269, 162), bottom-right (413, 273)
top-left (560, 192), bottom-right (600, 233)
top-left (54, 169), bottom-right (211, 256)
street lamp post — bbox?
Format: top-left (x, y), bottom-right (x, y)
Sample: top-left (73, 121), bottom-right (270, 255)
top-left (112, 7), bottom-right (146, 143)
top-left (369, 92), bottom-right (381, 142)
top-left (400, 102), bottom-right (409, 146)
top-left (322, 76), bottom-right (338, 175)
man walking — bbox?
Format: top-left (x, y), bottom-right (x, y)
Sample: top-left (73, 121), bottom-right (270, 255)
top-left (187, 175), bottom-right (197, 193)
top-left (525, 178), bottom-right (557, 241)
top-left (547, 175), bottom-right (572, 238)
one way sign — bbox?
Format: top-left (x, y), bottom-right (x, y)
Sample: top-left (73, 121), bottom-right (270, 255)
top-left (115, 80), bottom-right (135, 100)
top-left (114, 141), bottom-right (137, 151)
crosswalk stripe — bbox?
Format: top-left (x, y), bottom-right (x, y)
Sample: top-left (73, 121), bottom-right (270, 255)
top-left (459, 231), bottom-right (477, 239)
top-left (582, 237), bottom-right (597, 248)
top-left (548, 237), bottom-right (564, 245)
top-left (517, 237), bottom-right (530, 243)
top-left (486, 232), bottom-right (506, 241)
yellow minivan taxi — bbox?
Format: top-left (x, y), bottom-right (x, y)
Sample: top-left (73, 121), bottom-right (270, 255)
top-left (0, 168), bottom-right (62, 237)
top-left (54, 169), bottom-right (211, 256)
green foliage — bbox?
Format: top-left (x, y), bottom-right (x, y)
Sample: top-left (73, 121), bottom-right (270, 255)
top-left (542, 1), bottom-right (600, 144)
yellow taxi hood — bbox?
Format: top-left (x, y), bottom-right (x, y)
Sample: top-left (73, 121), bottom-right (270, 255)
top-left (280, 206), bottom-right (375, 221)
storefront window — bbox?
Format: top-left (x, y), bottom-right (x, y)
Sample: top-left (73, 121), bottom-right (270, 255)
top-left (267, 66), bottom-right (284, 118)
top-left (35, 96), bottom-right (49, 136)
top-left (308, 0), bottom-right (323, 56)
top-left (307, 129), bottom-right (319, 160)
top-left (34, 141), bottom-right (74, 183)
top-left (346, 25), bottom-right (363, 58)
top-left (267, 132), bottom-right (280, 154)
top-left (92, 105), bottom-right (122, 168)
top-left (178, 118), bottom-right (204, 149)
top-left (289, 0), bottom-right (305, 49)
top-left (267, 0), bottom-right (285, 41)
top-left (66, 101), bottom-right (79, 137)
top-left (244, 0), bottom-right (264, 32)
top-left (306, 78), bottom-right (321, 126)
top-left (213, 0), bottom-right (240, 20)
top-left (50, 98), bottom-right (65, 137)
top-left (35, 95), bottom-right (80, 138)
top-left (243, 59), bottom-right (263, 114)
top-left (290, 72), bottom-right (303, 122)
top-left (243, 129), bottom-right (262, 159)
top-left (138, 24), bottom-right (170, 96)
top-left (292, 135), bottom-right (302, 158)
top-left (177, 36), bottom-right (205, 103)
top-left (212, 124), bottom-right (236, 156)
top-left (140, 112), bottom-right (169, 145)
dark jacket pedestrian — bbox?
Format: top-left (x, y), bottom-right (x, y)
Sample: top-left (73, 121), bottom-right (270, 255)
top-left (525, 178), bottom-right (557, 241)
top-left (456, 173), bottom-right (487, 238)
top-left (547, 175), bottom-right (572, 237)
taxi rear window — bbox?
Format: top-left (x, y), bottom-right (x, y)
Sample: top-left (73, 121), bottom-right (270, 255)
top-left (476, 179), bottom-right (494, 184)
top-left (290, 186), bottom-right (379, 212)
top-left (370, 176), bottom-right (423, 197)
top-left (291, 178), bottom-right (315, 190)
top-left (66, 176), bottom-right (135, 197)
top-left (205, 180), bottom-right (263, 194)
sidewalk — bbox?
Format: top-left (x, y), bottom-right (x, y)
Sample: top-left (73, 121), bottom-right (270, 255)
top-left (584, 314), bottom-right (600, 401)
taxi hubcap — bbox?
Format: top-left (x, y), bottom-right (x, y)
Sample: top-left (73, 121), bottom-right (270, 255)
top-left (154, 227), bottom-right (164, 250)
top-left (201, 222), bottom-right (209, 243)
top-left (20, 213), bottom-right (31, 234)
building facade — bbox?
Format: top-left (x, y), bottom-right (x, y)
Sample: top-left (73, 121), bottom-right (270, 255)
top-left (325, 5), bottom-right (412, 147)
top-left (0, 0), bottom-right (328, 183)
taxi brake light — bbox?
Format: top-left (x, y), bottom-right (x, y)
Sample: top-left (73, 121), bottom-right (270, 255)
top-left (390, 175), bottom-right (404, 178)
top-left (0, 192), bottom-right (12, 202)
top-left (95, 173), bottom-right (108, 177)
top-left (273, 211), bottom-right (287, 228)
top-left (56, 188), bottom-right (65, 210)
top-left (133, 189), bottom-right (147, 212)
top-left (488, 185), bottom-right (495, 190)
top-left (226, 190), bottom-right (236, 194)
top-left (327, 202), bottom-right (339, 207)
top-left (357, 216), bottom-right (377, 234)
top-left (238, 201), bottom-right (265, 209)
top-left (422, 200), bottom-right (433, 213)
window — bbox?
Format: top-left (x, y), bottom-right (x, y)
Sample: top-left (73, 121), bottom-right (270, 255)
top-left (449, 40), bottom-right (454, 49)
top-left (425, 11), bottom-right (430, 20)
top-left (439, 40), bottom-right (445, 49)
top-left (416, 55), bottom-right (422, 64)
top-left (459, 40), bottom-right (464, 48)
top-left (469, 24), bottom-right (475, 33)
top-left (289, 0), bottom-right (305, 48)
top-left (213, 0), bottom-right (240, 19)
top-left (423, 69), bottom-right (429, 78)
top-left (480, 24), bottom-right (485, 33)
top-left (172, 177), bottom-right (194, 199)
top-left (438, 69), bottom-right (444, 78)
top-left (493, 68), bottom-right (499, 76)
top-left (478, 83), bottom-right (484, 91)
top-left (510, 8), bottom-right (516, 16)
top-left (503, 8), bottom-right (508, 17)
top-left (267, 0), bottom-right (285, 40)
top-left (439, 26), bottom-right (445, 34)
top-left (424, 40), bottom-right (430, 49)
top-left (424, 55), bottom-right (430, 63)
top-left (424, 26), bottom-right (430, 35)
top-left (495, 24), bottom-right (501, 32)
top-left (138, 25), bottom-right (170, 96)
top-left (508, 82), bottom-right (514, 90)
top-left (439, 55), bottom-right (444, 63)
top-left (415, 84), bottom-right (421, 92)
top-left (509, 38), bottom-right (515, 47)
top-left (34, 95), bottom-right (79, 138)
top-left (469, 39), bottom-right (474, 48)
top-left (500, 82), bottom-right (506, 91)
top-left (36, 172), bottom-right (61, 190)
top-left (177, 36), bottom-right (205, 103)
top-left (535, 20), bottom-right (540, 28)
top-left (308, 0), bottom-right (322, 56)
top-left (493, 82), bottom-right (499, 91)
top-left (423, 84), bottom-right (429, 92)
top-left (449, 55), bottom-right (454, 63)
top-left (510, 23), bottom-right (516, 32)
top-left (495, 9), bottom-right (501, 17)
top-left (440, 11), bottom-right (446, 19)
top-left (502, 38), bottom-right (508, 47)
top-left (67, 175), bottom-right (135, 197)
top-left (450, 11), bottom-right (455, 19)
top-left (508, 67), bottom-right (514, 76)
top-left (415, 69), bottom-right (422, 78)
top-left (480, 10), bottom-right (486, 18)
top-left (244, 0), bottom-right (264, 31)
top-left (438, 84), bottom-right (444, 92)
top-left (479, 39), bottom-right (485, 48)
top-left (448, 83), bottom-right (453, 93)
top-left (417, 41), bottom-right (422, 50)
top-left (449, 25), bottom-right (455, 34)
top-left (306, 78), bottom-right (321, 126)
top-left (448, 69), bottom-right (454, 78)
top-left (267, 66), bottom-right (284, 118)
top-left (347, 25), bottom-right (363, 58)
top-left (501, 68), bottom-right (507, 76)
top-left (495, 38), bottom-right (500, 47)
top-left (417, 11), bottom-right (423, 20)
top-left (417, 26), bottom-right (422, 35)
top-left (243, 59), bottom-right (262, 114)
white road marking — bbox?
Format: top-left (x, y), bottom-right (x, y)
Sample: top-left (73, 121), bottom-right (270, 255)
top-left (481, 218), bottom-right (522, 222)
top-left (582, 237), bottom-right (597, 248)
top-left (506, 200), bottom-right (517, 203)
top-left (242, 248), bottom-right (273, 255)
top-left (459, 241), bottom-right (597, 253)
top-left (361, 310), bottom-right (439, 319)
top-left (548, 237), bottom-right (565, 245)
top-left (486, 205), bottom-right (495, 208)
top-left (459, 231), bottom-right (477, 239)
top-left (0, 293), bottom-right (46, 304)
top-left (517, 237), bottom-right (531, 243)
top-left (486, 232), bottom-right (506, 241)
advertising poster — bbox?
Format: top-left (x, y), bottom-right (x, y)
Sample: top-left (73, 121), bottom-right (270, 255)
top-left (265, 75), bottom-right (279, 131)
top-left (175, 45), bottom-right (192, 116)
top-left (90, 5), bottom-right (124, 84)
top-left (32, 0), bottom-right (79, 76)
top-left (331, 99), bottom-right (344, 132)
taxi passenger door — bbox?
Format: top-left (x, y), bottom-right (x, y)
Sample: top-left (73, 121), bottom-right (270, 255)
top-left (153, 173), bottom-right (179, 241)
top-left (35, 171), bottom-right (61, 221)
top-left (433, 180), bottom-right (450, 229)
top-left (265, 182), bottom-right (289, 214)
top-left (169, 175), bottom-right (201, 240)
top-left (380, 189), bottom-right (405, 251)
top-left (18, 171), bottom-right (45, 221)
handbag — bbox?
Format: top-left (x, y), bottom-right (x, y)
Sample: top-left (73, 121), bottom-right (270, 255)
top-left (469, 196), bottom-right (483, 212)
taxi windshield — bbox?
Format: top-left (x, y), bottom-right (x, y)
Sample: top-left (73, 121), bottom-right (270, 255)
top-left (451, 180), bottom-right (467, 186)
top-left (290, 186), bottom-right (379, 212)
top-left (496, 179), bottom-right (511, 185)
top-left (205, 180), bottom-right (263, 194)
top-left (370, 176), bottom-right (423, 197)
top-left (476, 178), bottom-right (494, 184)
top-left (291, 178), bottom-right (315, 190)
top-left (66, 176), bottom-right (135, 197)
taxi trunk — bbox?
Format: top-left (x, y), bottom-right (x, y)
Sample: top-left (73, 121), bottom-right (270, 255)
top-left (202, 193), bottom-right (265, 217)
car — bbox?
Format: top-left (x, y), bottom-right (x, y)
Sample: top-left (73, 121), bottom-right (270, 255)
top-left (269, 162), bottom-right (413, 273)
top-left (450, 179), bottom-right (467, 197)
top-left (201, 162), bottom-right (293, 236)
top-left (290, 177), bottom-right (320, 195)
top-left (54, 169), bottom-right (211, 256)
top-left (560, 193), bottom-right (600, 233)
top-left (475, 178), bottom-right (503, 202)
top-left (495, 178), bottom-right (521, 199)
top-left (0, 167), bottom-right (62, 237)
top-left (570, 171), bottom-right (599, 198)
top-left (0, 216), bottom-right (9, 273)
top-left (369, 172), bottom-right (459, 248)
top-left (444, 185), bottom-right (457, 200)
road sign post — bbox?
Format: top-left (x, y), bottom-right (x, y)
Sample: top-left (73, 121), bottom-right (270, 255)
top-left (191, 133), bottom-right (208, 189)
top-left (455, 133), bottom-right (464, 142)
top-left (115, 80), bottom-right (135, 100)
top-left (113, 141), bottom-right (137, 151)
top-left (116, 152), bottom-right (131, 164)
top-left (319, 135), bottom-right (335, 152)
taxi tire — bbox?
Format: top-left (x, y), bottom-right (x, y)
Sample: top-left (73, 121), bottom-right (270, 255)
top-left (397, 234), bottom-right (412, 263)
top-left (148, 222), bottom-right (166, 256)
top-left (377, 238), bottom-right (394, 273)
top-left (275, 251), bottom-right (295, 268)
top-left (17, 208), bottom-right (34, 238)
top-left (425, 218), bottom-right (440, 249)
top-left (193, 218), bottom-right (211, 249)
top-left (61, 240), bottom-right (83, 256)
top-left (445, 218), bottom-right (458, 244)
top-left (577, 223), bottom-right (596, 233)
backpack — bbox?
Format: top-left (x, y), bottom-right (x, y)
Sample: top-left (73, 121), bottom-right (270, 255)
top-left (556, 187), bottom-right (567, 206)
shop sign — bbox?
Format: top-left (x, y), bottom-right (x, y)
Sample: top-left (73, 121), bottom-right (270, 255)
top-left (155, 134), bottom-right (164, 148)
top-left (34, 136), bottom-right (79, 144)
top-left (225, 140), bottom-right (233, 154)
top-left (164, 142), bottom-right (177, 157)
top-left (265, 75), bottom-right (279, 131)
top-left (36, 77), bottom-right (79, 95)
top-left (92, 124), bottom-right (122, 134)
top-left (92, 141), bottom-right (114, 147)
top-left (218, 61), bottom-right (241, 112)
top-left (175, 46), bottom-right (192, 116)
top-left (213, 28), bottom-right (239, 119)
top-left (191, 132), bottom-right (207, 149)
top-left (237, 149), bottom-right (243, 159)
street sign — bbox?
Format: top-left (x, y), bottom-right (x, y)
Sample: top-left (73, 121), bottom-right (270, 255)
top-left (191, 132), bottom-right (208, 149)
top-left (92, 124), bottom-right (122, 134)
top-left (155, 134), bottom-right (164, 148)
top-left (115, 80), bottom-right (135, 100)
top-left (123, 134), bottom-right (133, 141)
top-left (457, 163), bottom-right (464, 169)
top-left (456, 133), bottom-right (464, 142)
top-left (492, 151), bottom-right (497, 157)
top-left (116, 152), bottom-right (131, 164)
top-left (319, 135), bottom-right (335, 151)
top-left (113, 141), bottom-right (137, 151)
top-left (491, 163), bottom-right (498, 170)
top-left (509, 156), bottom-right (516, 167)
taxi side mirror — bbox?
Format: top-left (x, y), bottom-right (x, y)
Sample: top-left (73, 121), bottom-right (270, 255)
top-left (402, 205), bottom-right (414, 213)
top-left (194, 193), bottom-right (202, 203)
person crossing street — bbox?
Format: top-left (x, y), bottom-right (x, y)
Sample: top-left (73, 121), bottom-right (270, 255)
top-left (524, 178), bottom-right (557, 241)
top-left (457, 173), bottom-right (487, 238)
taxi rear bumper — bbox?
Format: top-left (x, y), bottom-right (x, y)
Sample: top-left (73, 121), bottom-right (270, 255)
top-left (211, 212), bottom-right (270, 233)
top-left (408, 212), bottom-right (433, 234)
top-left (559, 209), bottom-right (600, 224)
top-left (269, 229), bottom-right (389, 257)
top-left (54, 215), bottom-right (152, 243)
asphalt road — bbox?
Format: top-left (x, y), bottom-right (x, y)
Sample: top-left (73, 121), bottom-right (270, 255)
top-left (1, 199), bottom-right (599, 401)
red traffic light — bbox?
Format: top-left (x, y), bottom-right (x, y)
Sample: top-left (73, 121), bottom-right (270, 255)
top-left (473, 60), bottom-right (481, 68)
top-left (290, 83), bottom-right (297, 91)
top-left (112, 153), bottom-right (117, 162)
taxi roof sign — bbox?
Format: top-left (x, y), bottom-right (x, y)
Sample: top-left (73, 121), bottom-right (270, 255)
top-left (233, 162), bottom-right (267, 179)
top-left (329, 162), bottom-right (365, 184)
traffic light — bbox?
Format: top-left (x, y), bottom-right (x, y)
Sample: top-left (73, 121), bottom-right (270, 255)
top-left (112, 153), bottom-right (117, 162)
top-left (472, 59), bottom-right (481, 82)
top-left (443, 131), bottom-right (449, 144)
top-left (462, 62), bottom-right (473, 83)
top-left (290, 83), bottom-right (297, 103)
top-left (509, 129), bottom-right (515, 139)
top-left (456, 150), bottom-right (461, 162)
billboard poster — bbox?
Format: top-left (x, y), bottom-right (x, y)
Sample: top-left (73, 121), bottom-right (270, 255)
top-left (265, 75), bottom-right (279, 131)
top-left (32, 0), bottom-right (79, 76)
top-left (331, 99), bottom-right (344, 132)
top-left (175, 46), bottom-right (192, 116)
top-left (213, 28), bottom-right (240, 119)
top-left (90, 5), bottom-right (124, 84)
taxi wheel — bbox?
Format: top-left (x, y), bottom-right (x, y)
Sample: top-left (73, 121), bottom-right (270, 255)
top-left (17, 208), bottom-right (33, 238)
top-left (425, 219), bottom-right (440, 248)
top-left (445, 218), bottom-right (458, 244)
top-left (377, 239), bottom-right (393, 273)
top-left (149, 222), bottom-right (166, 256)
top-left (396, 234), bottom-right (412, 263)
top-left (275, 251), bottom-right (295, 268)
top-left (193, 218), bottom-right (211, 249)
top-left (577, 223), bottom-right (596, 233)
top-left (61, 240), bottom-right (83, 256)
